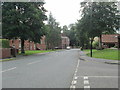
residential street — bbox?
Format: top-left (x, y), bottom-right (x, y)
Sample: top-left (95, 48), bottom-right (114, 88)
top-left (2, 1), bottom-right (120, 90)
top-left (2, 49), bottom-right (119, 89)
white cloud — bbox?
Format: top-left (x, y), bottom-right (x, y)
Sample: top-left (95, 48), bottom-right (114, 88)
top-left (44, 0), bottom-right (83, 27)
top-left (44, 0), bottom-right (120, 27)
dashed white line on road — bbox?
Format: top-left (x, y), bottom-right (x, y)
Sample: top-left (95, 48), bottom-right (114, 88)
top-left (74, 73), bottom-right (76, 76)
top-left (74, 76), bottom-right (78, 80)
top-left (70, 85), bottom-right (76, 88)
top-left (88, 76), bottom-right (118, 78)
top-left (72, 80), bottom-right (77, 85)
top-left (84, 76), bottom-right (88, 80)
top-left (84, 80), bottom-right (89, 84)
top-left (75, 70), bottom-right (77, 73)
top-left (80, 76), bottom-right (118, 78)
top-left (27, 61), bottom-right (41, 65)
top-left (70, 60), bottom-right (80, 89)
top-left (1, 67), bottom-right (16, 73)
top-left (84, 85), bottom-right (90, 88)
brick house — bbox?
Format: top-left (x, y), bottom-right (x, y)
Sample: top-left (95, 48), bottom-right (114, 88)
top-left (9, 36), bottom-right (46, 50)
top-left (101, 34), bottom-right (120, 48)
top-left (61, 35), bottom-right (70, 49)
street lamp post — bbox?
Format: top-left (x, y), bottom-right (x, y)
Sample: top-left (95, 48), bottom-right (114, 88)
top-left (90, 38), bottom-right (92, 57)
top-left (90, 0), bottom-right (93, 57)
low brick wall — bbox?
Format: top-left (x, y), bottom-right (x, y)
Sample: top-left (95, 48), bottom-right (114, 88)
top-left (0, 48), bottom-right (11, 59)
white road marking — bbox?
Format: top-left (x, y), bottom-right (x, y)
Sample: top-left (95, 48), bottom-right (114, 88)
top-left (84, 76), bottom-right (88, 80)
top-left (75, 70), bottom-right (77, 73)
top-left (27, 61), bottom-right (41, 65)
top-left (83, 76), bottom-right (90, 89)
top-left (84, 85), bottom-right (90, 88)
top-left (1, 67), bottom-right (16, 73)
top-left (74, 76), bottom-right (78, 80)
top-left (75, 68), bottom-right (78, 73)
top-left (74, 74), bottom-right (76, 76)
top-left (88, 76), bottom-right (118, 78)
top-left (72, 85), bottom-right (76, 88)
top-left (84, 80), bottom-right (89, 84)
top-left (74, 60), bottom-right (80, 76)
top-left (70, 85), bottom-right (72, 88)
top-left (70, 85), bottom-right (76, 88)
top-left (70, 60), bottom-right (80, 88)
top-left (80, 76), bottom-right (118, 78)
top-left (72, 80), bottom-right (77, 85)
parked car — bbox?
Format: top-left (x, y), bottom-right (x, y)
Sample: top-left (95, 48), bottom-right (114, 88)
top-left (54, 47), bottom-right (59, 49)
top-left (66, 46), bottom-right (70, 50)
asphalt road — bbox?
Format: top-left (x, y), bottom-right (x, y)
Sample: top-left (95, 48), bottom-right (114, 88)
top-left (1, 49), bottom-right (119, 89)
top-left (2, 49), bottom-right (79, 88)
top-left (70, 50), bottom-right (119, 89)
top-left (71, 58), bottom-right (118, 89)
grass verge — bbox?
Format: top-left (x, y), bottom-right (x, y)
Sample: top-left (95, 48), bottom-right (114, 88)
top-left (0, 58), bottom-right (15, 62)
top-left (83, 49), bottom-right (119, 60)
top-left (0, 50), bottom-right (61, 62)
top-left (18, 49), bottom-right (60, 56)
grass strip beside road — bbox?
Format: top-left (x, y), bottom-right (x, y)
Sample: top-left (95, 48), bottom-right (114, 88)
top-left (83, 49), bottom-right (97, 54)
top-left (0, 58), bottom-right (15, 62)
top-left (0, 50), bottom-right (60, 62)
top-left (83, 49), bottom-right (119, 60)
top-left (18, 50), bottom-right (59, 56)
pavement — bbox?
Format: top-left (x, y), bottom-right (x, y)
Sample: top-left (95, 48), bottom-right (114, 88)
top-left (70, 50), bottom-right (119, 89)
top-left (1, 49), bottom-right (119, 89)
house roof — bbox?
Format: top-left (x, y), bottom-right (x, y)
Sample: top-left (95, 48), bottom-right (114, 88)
top-left (102, 34), bottom-right (120, 43)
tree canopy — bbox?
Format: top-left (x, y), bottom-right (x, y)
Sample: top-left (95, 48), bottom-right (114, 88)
top-left (2, 2), bottom-right (47, 53)
top-left (46, 13), bottom-right (61, 49)
top-left (76, 2), bottom-right (119, 48)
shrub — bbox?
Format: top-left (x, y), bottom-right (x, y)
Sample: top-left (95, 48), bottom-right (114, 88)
top-left (0, 39), bottom-right (10, 48)
top-left (92, 41), bottom-right (99, 49)
top-left (114, 45), bottom-right (118, 48)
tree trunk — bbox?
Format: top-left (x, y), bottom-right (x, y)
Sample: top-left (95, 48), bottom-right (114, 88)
top-left (35, 43), bottom-right (37, 50)
top-left (21, 39), bottom-right (25, 54)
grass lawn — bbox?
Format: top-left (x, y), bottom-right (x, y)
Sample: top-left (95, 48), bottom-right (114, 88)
top-left (0, 50), bottom-right (60, 62)
top-left (83, 49), bottom-right (97, 54)
top-left (0, 58), bottom-right (15, 62)
top-left (83, 49), bottom-right (119, 60)
top-left (19, 50), bottom-right (59, 56)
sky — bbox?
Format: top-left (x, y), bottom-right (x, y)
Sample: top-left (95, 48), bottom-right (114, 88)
top-left (44, 0), bottom-right (120, 27)
top-left (44, 0), bottom-right (84, 27)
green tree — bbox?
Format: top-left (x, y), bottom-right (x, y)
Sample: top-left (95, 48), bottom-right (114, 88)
top-left (2, 2), bottom-right (47, 53)
top-left (62, 25), bottom-right (69, 36)
top-left (76, 20), bottom-right (90, 49)
top-left (61, 24), bottom-right (80, 47)
top-left (68, 24), bottom-right (79, 47)
top-left (46, 13), bottom-right (61, 49)
top-left (77, 2), bottom-right (119, 49)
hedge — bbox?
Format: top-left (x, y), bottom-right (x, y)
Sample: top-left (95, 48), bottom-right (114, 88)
top-left (0, 39), bottom-right (10, 48)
